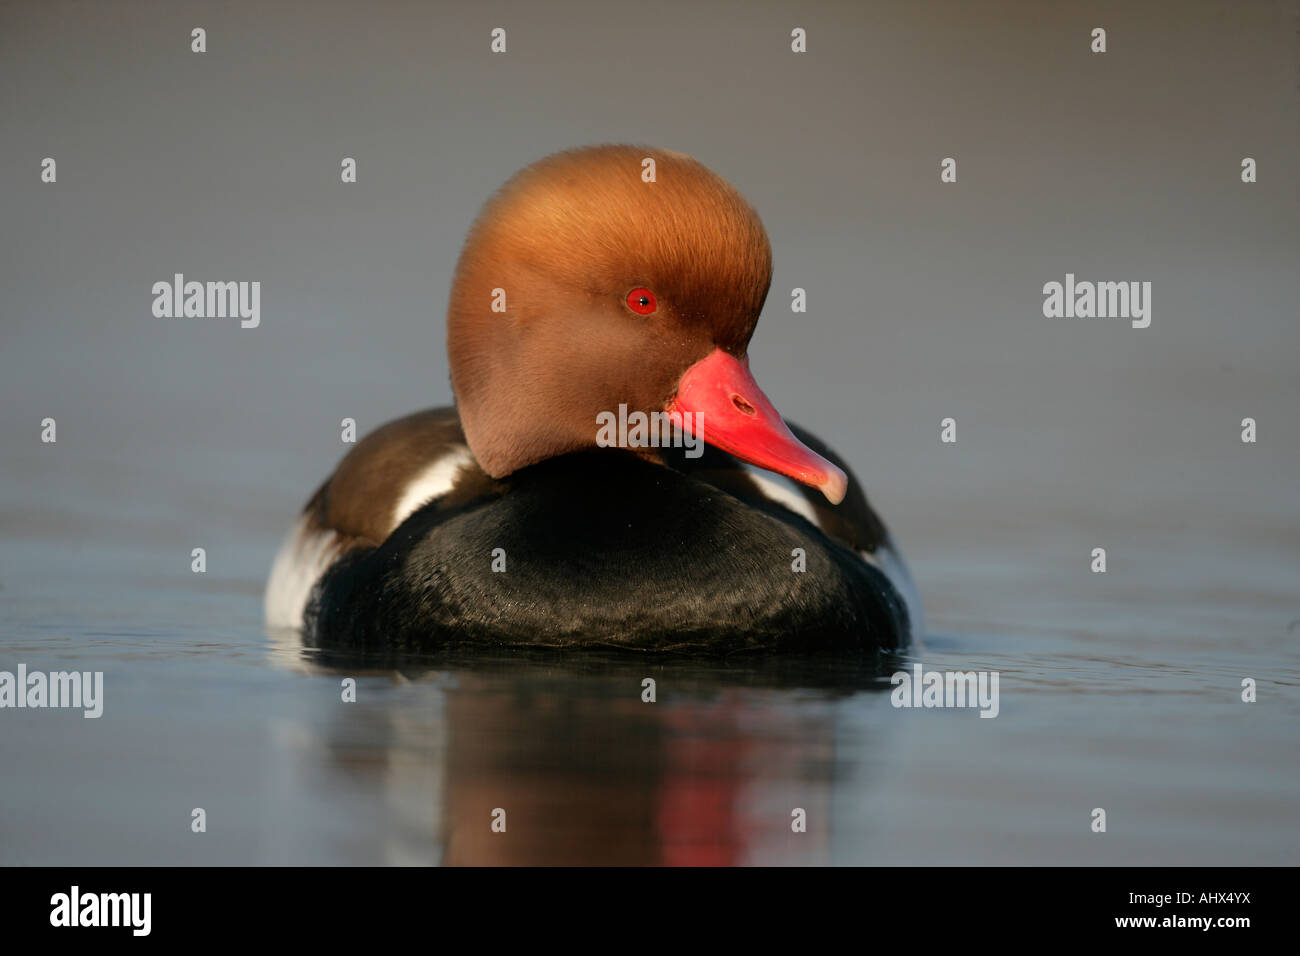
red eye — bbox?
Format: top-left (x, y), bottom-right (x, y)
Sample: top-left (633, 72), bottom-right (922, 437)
top-left (626, 288), bottom-right (657, 315)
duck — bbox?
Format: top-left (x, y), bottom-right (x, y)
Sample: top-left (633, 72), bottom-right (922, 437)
top-left (265, 144), bottom-right (918, 654)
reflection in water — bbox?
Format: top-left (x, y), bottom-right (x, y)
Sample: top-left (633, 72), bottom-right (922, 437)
top-left (283, 637), bottom-right (900, 865)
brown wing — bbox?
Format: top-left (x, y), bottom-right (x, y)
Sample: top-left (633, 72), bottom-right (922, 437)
top-left (302, 407), bottom-right (491, 545)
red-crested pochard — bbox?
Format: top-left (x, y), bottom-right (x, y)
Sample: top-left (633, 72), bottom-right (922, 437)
top-left (266, 145), bottom-right (917, 653)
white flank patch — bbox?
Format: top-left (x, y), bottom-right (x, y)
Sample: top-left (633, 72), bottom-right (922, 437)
top-left (739, 464), bottom-right (823, 527)
top-left (263, 446), bottom-right (475, 632)
top-left (389, 445), bottom-right (475, 533)
top-left (264, 516), bottom-right (339, 630)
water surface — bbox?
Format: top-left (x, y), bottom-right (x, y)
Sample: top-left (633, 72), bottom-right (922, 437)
top-left (1, 465), bottom-right (1294, 864)
top-left (1, 0), bottom-right (1297, 866)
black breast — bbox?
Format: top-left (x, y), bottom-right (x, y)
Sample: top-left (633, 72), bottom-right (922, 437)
top-left (305, 450), bottom-right (909, 654)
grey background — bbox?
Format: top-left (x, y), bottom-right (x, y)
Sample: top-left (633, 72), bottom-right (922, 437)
top-left (2, 1), bottom-right (1297, 581)
top-left (0, 0), bottom-right (1297, 865)
top-left (3, 1), bottom-right (1297, 592)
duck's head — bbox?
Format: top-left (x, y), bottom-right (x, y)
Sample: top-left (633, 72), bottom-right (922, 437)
top-left (447, 144), bottom-right (847, 504)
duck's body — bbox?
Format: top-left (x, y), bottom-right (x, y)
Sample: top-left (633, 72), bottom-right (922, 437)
top-left (266, 408), bottom-right (915, 652)
top-left (265, 145), bottom-right (918, 653)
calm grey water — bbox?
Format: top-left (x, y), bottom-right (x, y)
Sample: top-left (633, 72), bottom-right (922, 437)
top-left (2, 0), bottom-right (1298, 865)
top-left (1, 441), bottom-right (1296, 864)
